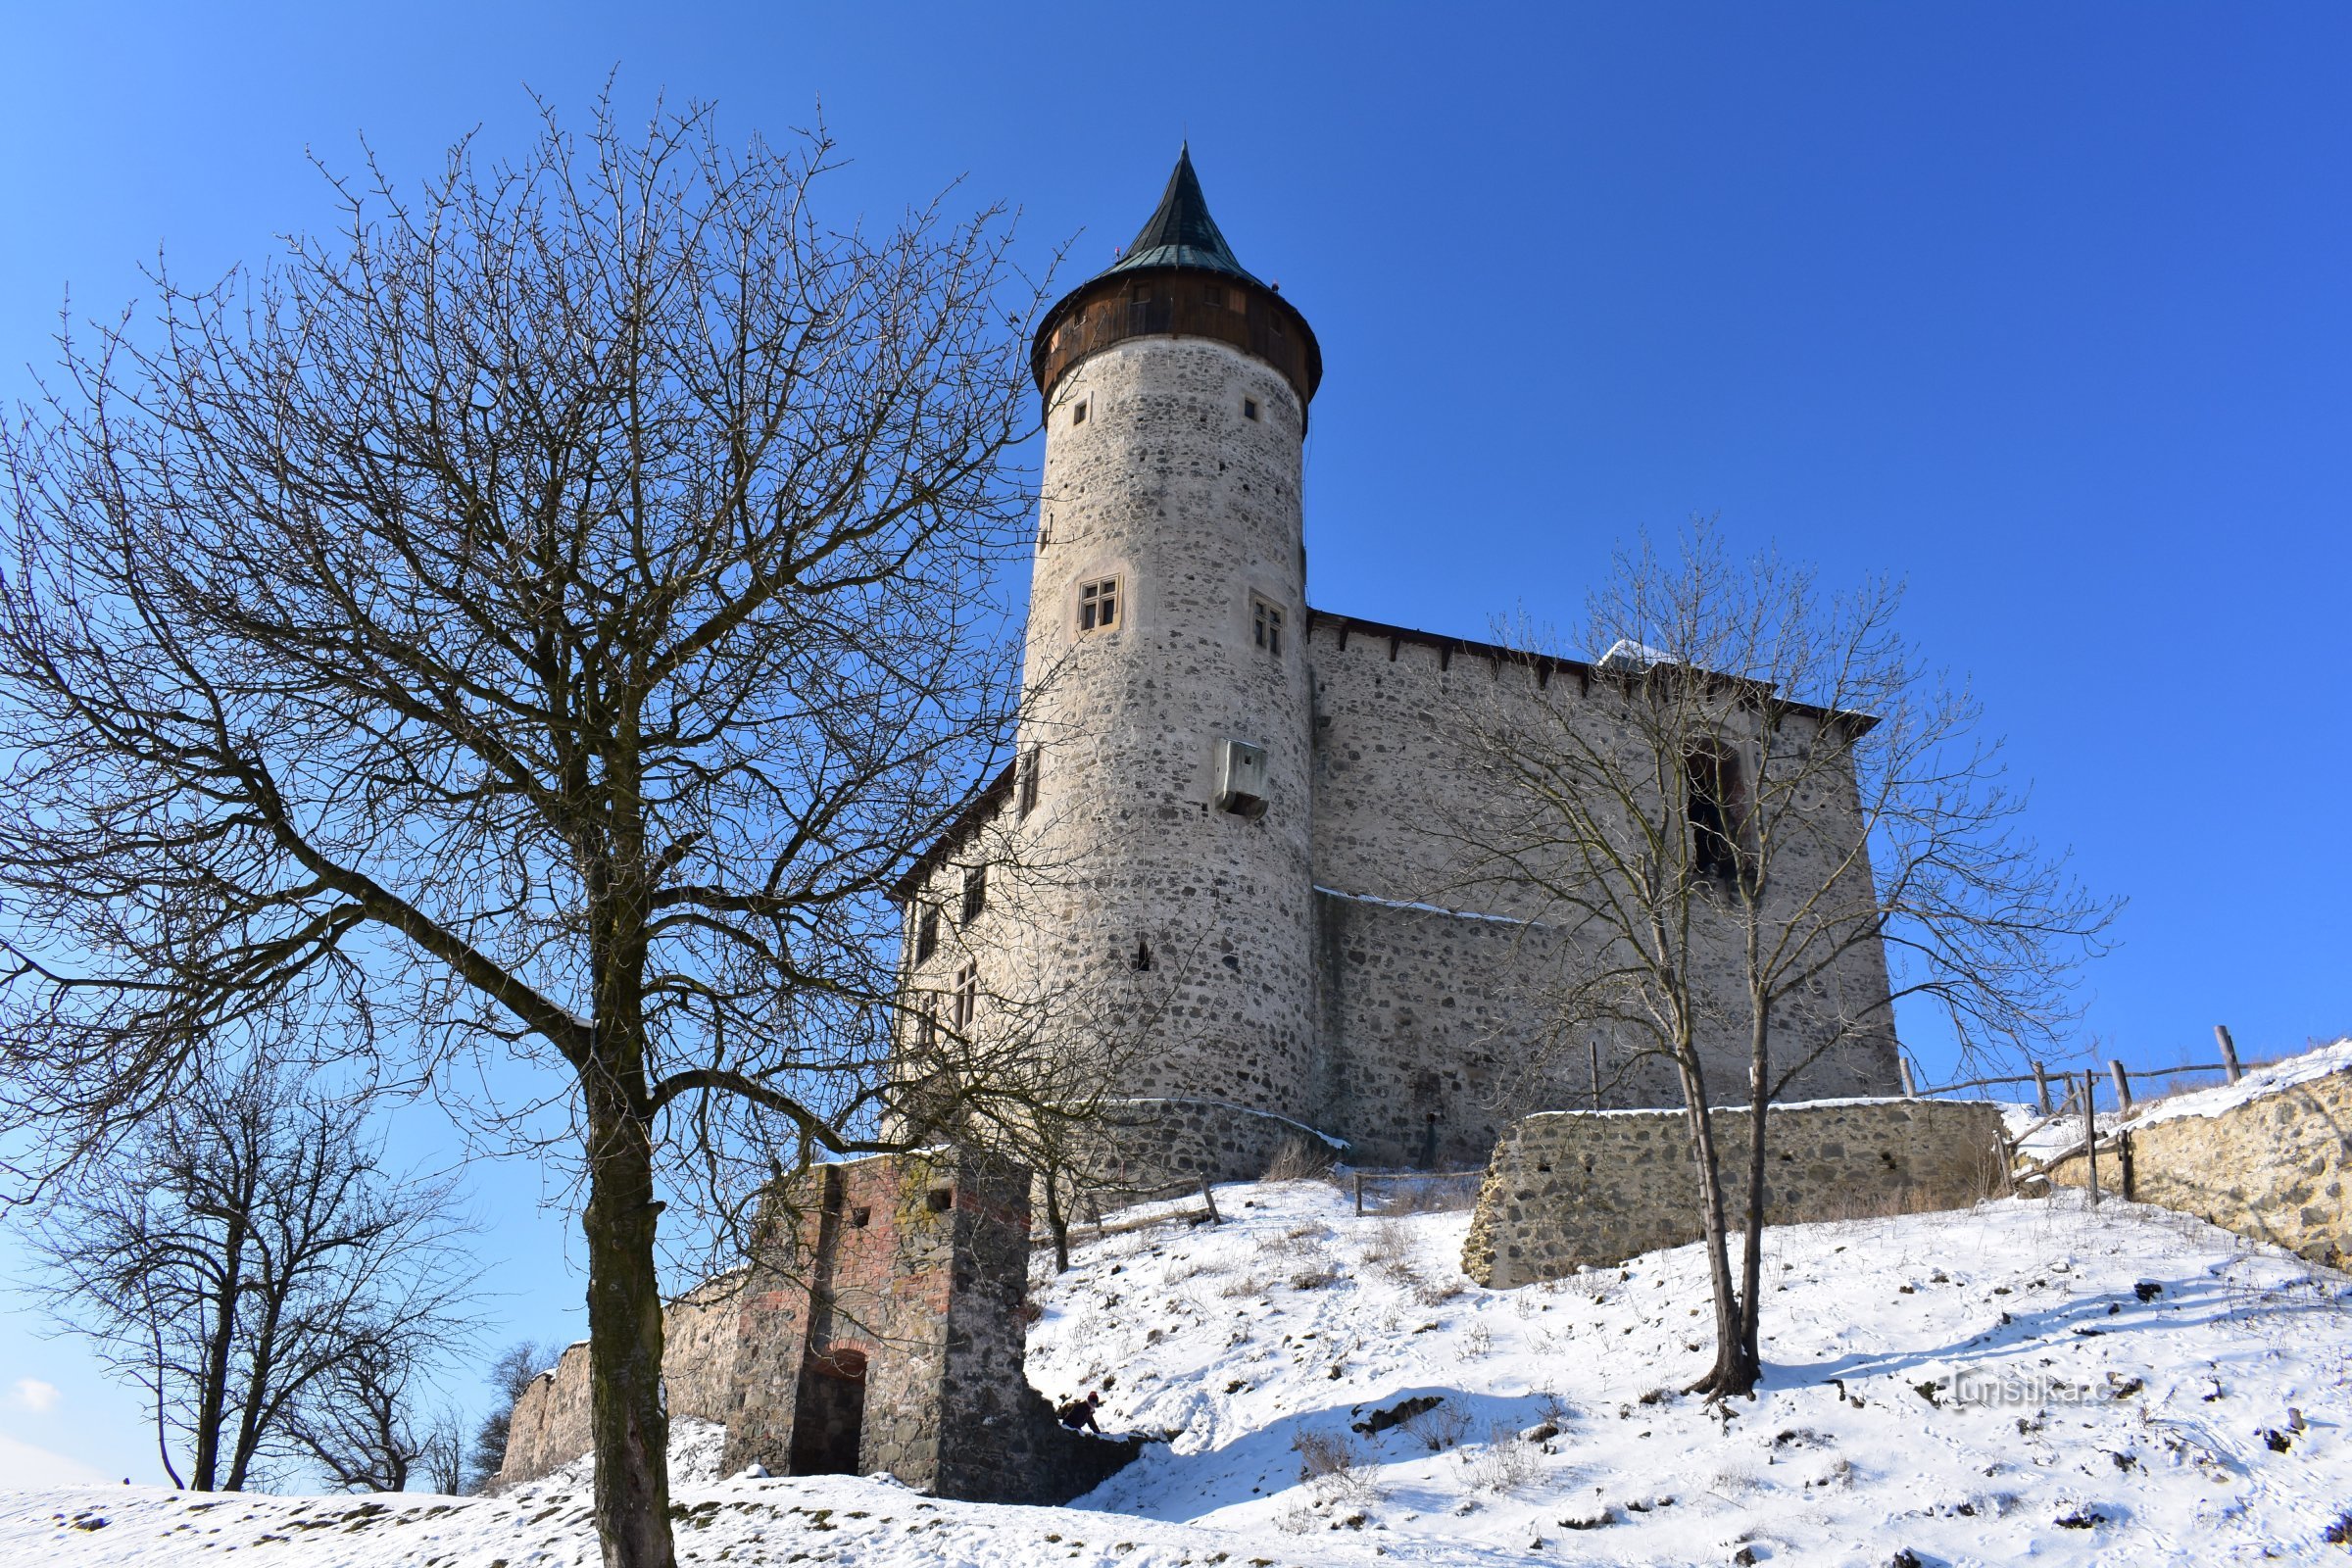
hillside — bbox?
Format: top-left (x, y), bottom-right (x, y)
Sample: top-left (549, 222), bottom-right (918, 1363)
top-left (4, 1178), bottom-right (2348, 1565)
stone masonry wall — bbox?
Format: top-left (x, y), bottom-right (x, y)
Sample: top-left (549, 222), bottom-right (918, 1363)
top-left (498, 1275), bottom-right (741, 1487)
top-left (498, 1152), bottom-right (1138, 1504)
top-left (2044, 1062), bottom-right (2352, 1271)
top-left (1306, 614), bottom-right (1903, 1157)
top-left (1462, 1099), bottom-right (2007, 1288)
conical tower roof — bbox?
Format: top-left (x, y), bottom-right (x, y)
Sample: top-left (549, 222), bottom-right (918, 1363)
top-left (1100, 146), bottom-right (1262, 283)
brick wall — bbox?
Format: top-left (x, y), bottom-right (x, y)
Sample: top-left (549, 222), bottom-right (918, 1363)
top-left (1462, 1099), bottom-right (2007, 1288)
top-left (497, 1152), bottom-right (1138, 1504)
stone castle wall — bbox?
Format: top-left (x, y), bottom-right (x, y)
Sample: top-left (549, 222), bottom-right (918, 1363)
top-left (498, 1152), bottom-right (1137, 1503)
top-left (2044, 1059), bottom-right (2352, 1271)
top-left (1462, 1099), bottom-right (2007, 1288)
top-left (892, 319), bottom-right (1903, 1193)
top-left (1304, 614), bottom-right (1904, 1171)
top-left (499, 1275), bottom-right (741, 1487)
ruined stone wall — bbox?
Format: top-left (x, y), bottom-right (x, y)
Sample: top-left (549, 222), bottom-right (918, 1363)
top-left (501, 1152), bottom-right (1137, 1503)
top-left (1462, 1099), bottom-right (2007, 1288)
top-left (497, 1275), bottom-right (742, 1488)
top-left (2044, 1063), bottom-right (2352, 1271)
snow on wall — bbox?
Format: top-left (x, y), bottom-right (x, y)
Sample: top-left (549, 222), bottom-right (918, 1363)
top-left (1462, 1098), bottom-right (2007, 1287)
top-left (2046, 1040), bottom-right (2352, 1270)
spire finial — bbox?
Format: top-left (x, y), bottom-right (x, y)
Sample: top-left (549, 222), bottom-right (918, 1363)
top-left (1099, 147), bottom-right (1257, 284)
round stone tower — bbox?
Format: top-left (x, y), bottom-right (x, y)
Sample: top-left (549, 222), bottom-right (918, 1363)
top-left (1016, 149), bottom-right (1325, 1183)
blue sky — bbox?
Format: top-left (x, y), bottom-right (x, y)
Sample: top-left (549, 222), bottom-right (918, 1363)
top-left (3, 2), bottom-right (2347, 1485)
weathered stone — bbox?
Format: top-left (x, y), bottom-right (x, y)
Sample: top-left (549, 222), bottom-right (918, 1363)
top-left (498, 1151), bottom-right (1138, 1503)
top-left (1462, 1100), bottom-right (2007, 1288)
top-left (2045, 1063), bottom-right (2352, 1270)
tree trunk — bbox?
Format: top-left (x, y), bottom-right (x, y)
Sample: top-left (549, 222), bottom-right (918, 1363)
top-left (1674, 1054), bottom-right (1747, 1398)
top-left (1728, 989), bottom-right (1773, 1396)
top-left (583, 1096), bottom-right (673, 1568)
top-left (191, 1207), bottom-right (251, 1491)
top-left (1044, 1167), bottom-right (1072, 1274)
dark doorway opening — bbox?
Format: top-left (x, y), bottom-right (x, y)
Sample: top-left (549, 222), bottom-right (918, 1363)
top-left (788, 1347), bottom-right (868, 1475)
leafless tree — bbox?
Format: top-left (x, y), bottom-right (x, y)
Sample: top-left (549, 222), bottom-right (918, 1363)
top-left (465, 1339), bottom-right (561, 1494)
top-left (287, 1337), bottom-right (467, 1493)
top-left (0, 92), bottom-right (1044, 1565)
top-left (1450, 524), bottom-right (2117, 1398)
top-left (22, 1059), bottom-right (479, 1491)
top-left (887, 810), bottom-right (1212, 1273)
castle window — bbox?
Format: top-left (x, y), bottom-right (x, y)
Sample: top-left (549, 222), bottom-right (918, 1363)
top-left (1686, 741), bottom-right (1748, 886)
top-left (1252, 597), bottom-right (1284, 657)
top-left (914, 992), bottom-right (938, 1050)
top-left (952, 963), bottom-right (978, 1029)
top-left (1132, 937), bottom-right (1152, 972)
top-left (960, 864), bottom-right (987, 923)
top-left (1243, 397), bottom-right (1260, 422)
top-left (915, 907), bottom-right (939, 964)
top-left (1203, 284), bottom-right (1225, 309)
top-left (925, 1186), bottom-right (955, 1213)
top-left (850, 1206), bottom-right (871, 1228)
top-left (1071, 399), bottom-right (1088, 426)
top-left (1077, 575), bottom-right (1120, 634)
top-left (1018, 746), bottom-right (1040, 817)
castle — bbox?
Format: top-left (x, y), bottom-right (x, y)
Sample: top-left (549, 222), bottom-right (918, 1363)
top-left (897, 151), bottom-right (1902, 1184)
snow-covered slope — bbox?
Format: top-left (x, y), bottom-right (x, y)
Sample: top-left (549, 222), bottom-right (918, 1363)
top-left (5, 1180), bottom-right (2349, 1565)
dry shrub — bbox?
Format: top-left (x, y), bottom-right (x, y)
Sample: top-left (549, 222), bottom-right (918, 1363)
top-left (1467, 1422), bottom-right (1542, 1493)
top-left (1288, 1250), bottom-right (1341, 1291)
top-left (1413, 1276), bottom-right (1464, 1307)
top-left (1262, 1137), bottom-right (1338, 1184)
top-left (1217, 1271), bottom-right (1268, 1299)
top-left (1293, 1426), bottom-right (1382, 1508)
top-left (1403, 1398), bottom-right (1473, 1452)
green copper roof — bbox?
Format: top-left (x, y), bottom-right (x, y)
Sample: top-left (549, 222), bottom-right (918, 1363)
top-left (1101, 146), bottom-right (1263, 284)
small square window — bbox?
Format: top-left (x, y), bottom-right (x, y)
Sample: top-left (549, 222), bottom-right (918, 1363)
top-left (1071, 400), bottom-right (1088, 426)
top-left (1077, 575), bottom-right (1121, 634)
top-left (1252, 597), bottom-right (1284, 657)
top-left (1203, 284), bottom-right (1225, 309)
top-left (850, 1205), bottom-right (872, 1228)
top-left (1243, 397), bottom-right (1260, 422)
top-left (925, 1187), bottom-right (955, 1213)
top-left (960, 864), bottom-right (987, 923)
top-left (915, 907), bottom-right (939, 964)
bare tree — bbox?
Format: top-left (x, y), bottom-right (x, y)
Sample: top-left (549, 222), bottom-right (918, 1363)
top-left (465, 1339), bottom-right (561, 1494)
top-left (23, 1060), bottom-right (478, 1490)
top-left (1451, 524), bottom-right (2117, 1397)
top-left (288, 1337), bottom-right (464, 1493)
top-left (0, 93), bottom-right (1043, 1565)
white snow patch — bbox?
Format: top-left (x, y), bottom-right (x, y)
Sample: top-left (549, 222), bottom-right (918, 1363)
top-left (7, 1180), bottom-right (2352, 1564)
top-left (2127, 1036), bottom-right (2352, 1128)
top-left (1314, 885), bottom-right (1543, 928)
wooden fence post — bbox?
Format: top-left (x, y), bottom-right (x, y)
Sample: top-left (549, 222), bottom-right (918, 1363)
top-left (1590, 1038), bottom-right (1602, 1112)
top-left (2215, 1024), bottom-right (2242, 1084)
top-left (2032, 1059), bottom-right (2052, 1116)
top-left (1199, 1179), bottom-right (1222, 1226)
top-left (2109, 1058), bottom-right (2132, 1113)
top-left (2082, 1068), bottom-right (2100, 1209)
top-left (1354, 1172), bottom-right (1364, 1217)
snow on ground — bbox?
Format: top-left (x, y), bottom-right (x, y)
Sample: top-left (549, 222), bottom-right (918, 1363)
top-left (5, 1180), bottom-right (2350, 1565)
top-left (2128, 1037), bottom-right (2352, 1127)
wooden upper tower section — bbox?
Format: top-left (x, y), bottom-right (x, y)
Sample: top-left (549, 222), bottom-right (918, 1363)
top-left (1031, 148), bottom-right (1322, 419)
